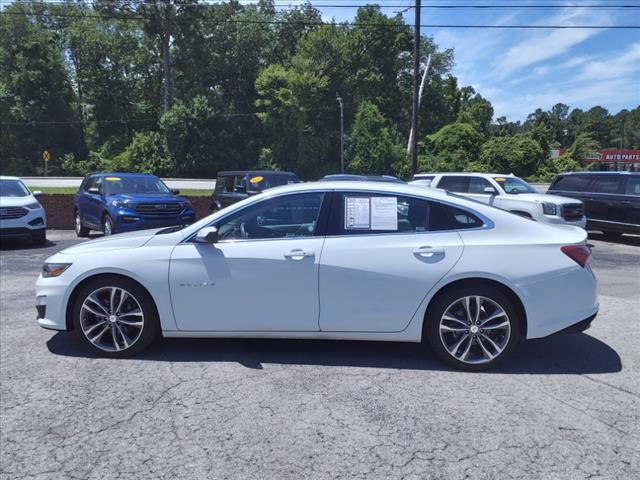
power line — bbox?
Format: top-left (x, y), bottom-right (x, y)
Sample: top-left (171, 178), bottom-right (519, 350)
top-left (1, 10), bottom-right (638, 27)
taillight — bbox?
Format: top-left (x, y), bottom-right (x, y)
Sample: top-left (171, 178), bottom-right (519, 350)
top-left (561, 245), bottom-right (591, 267)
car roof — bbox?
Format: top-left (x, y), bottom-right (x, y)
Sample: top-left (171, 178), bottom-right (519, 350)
top-left (558, 171), bottom-right (640, 176)
top-left (423, 172), bottom-right (516, 178)
top-left (322, 174), bottom-right (404, 183)
top-left (0, 176), bottom-right (20, 180)
top-left (91, 172), bottom-right (159, 178)
top-left (218, 170), bottom-right (298, 176)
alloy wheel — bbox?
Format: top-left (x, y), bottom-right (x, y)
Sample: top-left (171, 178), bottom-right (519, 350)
top-left (79, 286), bottom-right (144, 352)
top-left (103, 217), bottom-right (112, 236)
top-left (439, 295), bottom-right (511, 365)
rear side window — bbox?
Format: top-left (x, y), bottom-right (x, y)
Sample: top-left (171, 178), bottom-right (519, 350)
top-left (550, 175), bottom-right (592, 192)
top-left (626, 176), bottom-right (640, 196)
top-left (438, 176), bottom-right (469, 193)
top-left (332, 193), bottom-right (484, 235)
top-left (590, 176), bottom-right (624, 194)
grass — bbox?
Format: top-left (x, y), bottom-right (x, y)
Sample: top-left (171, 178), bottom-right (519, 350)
top-left (33, 187), bottom-right (213, 197)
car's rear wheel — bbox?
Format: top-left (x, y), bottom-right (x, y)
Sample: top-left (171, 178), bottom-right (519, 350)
top-left (75, 210), bottom-right (90, 237)
top-left (72, 276), bottom-right (160, 357)
top-left (425, 284), bottom-right (521, 371)
top-left (102, 214), bottom-right (115, 236)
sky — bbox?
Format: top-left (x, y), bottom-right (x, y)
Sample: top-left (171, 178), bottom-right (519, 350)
top-left (268, 0), bottom-right (640, 122)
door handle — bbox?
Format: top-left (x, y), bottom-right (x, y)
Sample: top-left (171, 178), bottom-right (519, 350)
top-left (284, 249), bottom-right (314, 260)
top-left (413, 246), bottom-right (445, 257)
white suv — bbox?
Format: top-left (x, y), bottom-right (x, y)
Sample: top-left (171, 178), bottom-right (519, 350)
top-left (411, 173), bottom-right (586, 227)
top-left (0, 176), bottom-right (47, 244)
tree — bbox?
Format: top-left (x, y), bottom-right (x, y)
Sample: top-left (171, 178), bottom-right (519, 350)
top-left (347, 100), bottom-right (399, 174)
top-left (479, 134), bottom-right (545, 178)
top-left (426, 122), bottom-right (483, 171)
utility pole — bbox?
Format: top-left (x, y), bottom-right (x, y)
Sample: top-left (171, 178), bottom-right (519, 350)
top-left (337, 96), bottom-right (345, 173)
top-left (410, 0), bottom-right (421, 176)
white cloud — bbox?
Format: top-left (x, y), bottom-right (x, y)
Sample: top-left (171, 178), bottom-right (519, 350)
top-left (580, 43), bottom-right (640, 80)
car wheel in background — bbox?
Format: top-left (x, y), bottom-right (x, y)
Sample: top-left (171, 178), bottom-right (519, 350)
top-left (72, 276), bottom-right (160, 357)
top-left (425, 283), bottom-right (522, 371)
top-left (31, 229), bottom-right (46, 246)
top-left (102, 214), bottom-right (115, 236)
top-left (75, 210), bottom-right (90, 237)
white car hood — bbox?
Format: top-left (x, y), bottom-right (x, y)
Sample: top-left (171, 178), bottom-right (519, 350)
top-left (0, 195), bottom-right (36, 207)
top-left (508, 193), bottom-right (581, 205)
top-left (60, 228), bottom-right (164, 255)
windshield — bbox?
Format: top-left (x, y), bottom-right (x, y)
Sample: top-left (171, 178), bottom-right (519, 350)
top-left (0, 179), bottom-right (31, 197)
top-left (104, 176), bottom-right (171, 195)
top-left (493, 176), bottom-right (537, 194)
top-left (247, 174), bottom-right (299, 192)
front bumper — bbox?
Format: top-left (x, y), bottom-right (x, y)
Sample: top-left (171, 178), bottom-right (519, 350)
top-left (35, 275), bottom-right (71, 331)
top-left (0, 207), bottom-right (47, 238)
top-left (542, 215), bottom-right (587, 228)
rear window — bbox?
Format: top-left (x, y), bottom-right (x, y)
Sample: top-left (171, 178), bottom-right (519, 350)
top-left (550, 175), bottom-right (592, 192)
top-left (438, 176), bottom-right (469, 193)
top-left (590, 176), bottom-right (624, 194)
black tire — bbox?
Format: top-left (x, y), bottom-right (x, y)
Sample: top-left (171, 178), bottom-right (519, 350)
top-left (102, 213), bottom-right (116, 236)
top-left (602, 231), bottom-right (622, 240)
top-left (424, 283), bottom-right (522, 371)
top-left (71, 276), bottom-right (160, 358)
top-left (31, 229), bottom-right (47, 246)
top-left (74, 210), bottom-right (90, 237)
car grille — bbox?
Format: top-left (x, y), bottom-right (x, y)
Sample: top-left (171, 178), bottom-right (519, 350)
top-left (135, 203), bottom-right (183, 217)
top-left (0, 207), bottom-right (28, 220)
top-left (562, 203), bottom-right (584, 222)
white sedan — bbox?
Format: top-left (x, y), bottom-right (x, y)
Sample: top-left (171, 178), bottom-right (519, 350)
top-left (36, 181), bottom-right (598, 370)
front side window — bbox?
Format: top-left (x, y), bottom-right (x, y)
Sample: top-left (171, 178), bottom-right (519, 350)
top-left (468, 177), bottom-right (495, 194)
top-left (590, 176), bottom-right (624, 194)
top-left (438, 176), bottom-right (469, 193)
top-left (493, 176), bottom-right (537, 194)
top-left (550, 175), bottom-right (591, 192)
top-left (215, 193), bottom-right (325, 241)
top-left (0, 179), bottom-right (30, 197)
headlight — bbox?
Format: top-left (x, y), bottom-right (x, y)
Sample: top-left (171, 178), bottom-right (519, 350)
top-left (25, 202), bottom-right (42, 210)
top-left (111, 199), bottom-right (129, 208)
top-left (542, 202), bottom-right (558, 216)
top-left (42, 263), bottom-right (72, 278)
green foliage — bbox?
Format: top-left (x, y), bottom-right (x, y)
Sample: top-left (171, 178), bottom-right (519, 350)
top-left (112, 131), bottom-right (175, 176)
top-left (426, 123), bottom-right (483, 171)
top-left (480, 134), bottom-right (545, 178)
top-left (347, 100), bottom-right (400, 174)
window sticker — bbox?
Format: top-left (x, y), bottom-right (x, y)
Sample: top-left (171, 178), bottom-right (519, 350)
top-left (105, 177), bottom-right (121, 181)
top-left (494, 177), bottom-right (505, 182)
top-left (249, 176), bottom-right (264, 184)
top-left (345, 197), bottom-right (370, 229)
top-left (371, 197), bottom-right (398, 230)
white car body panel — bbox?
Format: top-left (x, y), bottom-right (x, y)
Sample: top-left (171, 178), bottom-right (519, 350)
top-left (35, 181), bottom-right (598, 344)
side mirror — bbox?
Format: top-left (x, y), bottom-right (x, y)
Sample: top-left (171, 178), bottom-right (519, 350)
top-left (88, 187), bottom-right (101, 195)
top-left (194, 226), bottom-right (219, 244)
top-left (483, 187), bottom-right (497, 195)
top-left (171, 188), bottom-right (180, 195)
top-left (32, 190), bottom-right (43, 197)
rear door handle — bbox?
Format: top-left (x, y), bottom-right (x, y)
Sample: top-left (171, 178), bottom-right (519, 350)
top-left (284, 249), bottom-right (314, 260)
top-left (413, 246), bottom-right (445, 257)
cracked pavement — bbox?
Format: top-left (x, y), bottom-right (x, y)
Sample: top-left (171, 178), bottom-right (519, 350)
top-left (1, 230), bottom-right (639, 479)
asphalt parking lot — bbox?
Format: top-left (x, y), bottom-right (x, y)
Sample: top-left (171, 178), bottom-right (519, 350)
top-left (1, 230), bottom-right (639, 480)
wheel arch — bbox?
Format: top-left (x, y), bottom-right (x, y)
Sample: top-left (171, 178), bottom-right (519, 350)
top-left (65, 273), bottom-right (160, 332)
top-left (509, 210), bottom-right (533, 219)
top-left (422, 277), bottom-right (528, 339)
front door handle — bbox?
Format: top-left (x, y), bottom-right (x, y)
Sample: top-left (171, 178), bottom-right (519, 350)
top-left (413, 246), bottom-right (445, 257)
top-left (284, 249), bottom-right (314, 260)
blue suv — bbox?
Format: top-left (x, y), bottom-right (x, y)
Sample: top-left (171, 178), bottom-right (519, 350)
top-left (74, 172), bottom-right (195, 236)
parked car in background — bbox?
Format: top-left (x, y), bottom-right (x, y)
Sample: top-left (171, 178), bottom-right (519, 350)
top-left (37, 181), bottom-right (598, 371)
top-left (416, 172), bottom-right (586, 227)
top-left (0, 176), bottom-right (47, 245)
top-left (321, 174), bottom-right (404, 183)
top-left (211, 170), bottom-right (300, 211)
top-left (74, 172), bottom-right (194, 237)
top-left (548, 171), bottom-right (640, 238)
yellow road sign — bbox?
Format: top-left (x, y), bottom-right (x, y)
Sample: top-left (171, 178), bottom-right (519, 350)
top-left (42, 150), bottom-right (50, 162)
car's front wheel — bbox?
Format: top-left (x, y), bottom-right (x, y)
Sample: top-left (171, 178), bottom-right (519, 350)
top-left (425, 284), bottom-right (521, 371)
top-left (102, 214), bottom-right (115, 236)
top-left (72, 276), bottom-right (160, 357)
top-left (31, 229), bottom-right (46, 246)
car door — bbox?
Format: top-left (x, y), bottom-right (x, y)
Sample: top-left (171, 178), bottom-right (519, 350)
top-left (587, 175), bottom-right (626, 225)
top-left (318, 191), bottom-right (464, 333)
top-left (78, 175), bottom-right (103, 228)
top-left (169, 191), bottom-right (328, 331)
top-left (623, 175), bottom-right (640, 227)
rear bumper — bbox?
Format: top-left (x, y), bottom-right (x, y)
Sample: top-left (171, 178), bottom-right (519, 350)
top-left (545, 312), bottom-right (597, 337)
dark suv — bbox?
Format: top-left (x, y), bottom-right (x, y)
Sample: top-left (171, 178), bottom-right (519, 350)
top-left (74, 172), bottom-right (195, 236)
top-left (548, 172), bottom-right (640, 238)
top-left (211, 170), bottom-right (300, 211)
